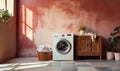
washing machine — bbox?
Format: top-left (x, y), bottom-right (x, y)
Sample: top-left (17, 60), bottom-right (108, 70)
top-left (52, 33), bottom-right (74, 60)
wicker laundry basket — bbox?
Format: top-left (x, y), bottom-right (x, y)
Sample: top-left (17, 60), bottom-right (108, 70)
top-left (37, 52), bottom-right (52, 60)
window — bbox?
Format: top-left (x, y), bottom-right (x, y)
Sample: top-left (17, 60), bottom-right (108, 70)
top-left (0, 0), bottom-right (14, 16)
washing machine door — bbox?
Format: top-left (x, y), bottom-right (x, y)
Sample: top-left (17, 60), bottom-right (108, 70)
top-left (56, 39), bottom-right (71, 54)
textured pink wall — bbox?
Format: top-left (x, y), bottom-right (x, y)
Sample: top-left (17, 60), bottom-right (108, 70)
top-left (18, 0), bottom-right (120, 57)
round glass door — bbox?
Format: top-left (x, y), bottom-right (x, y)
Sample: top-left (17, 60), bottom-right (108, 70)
top-left (56, 39), bottom-right (71, 54)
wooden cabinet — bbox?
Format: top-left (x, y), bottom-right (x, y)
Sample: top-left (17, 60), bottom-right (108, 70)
top-left (75, 35), bottom-right (102, 60)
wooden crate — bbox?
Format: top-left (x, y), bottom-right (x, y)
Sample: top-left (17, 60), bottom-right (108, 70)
top-left (37, 52), bottom-right (52, 60)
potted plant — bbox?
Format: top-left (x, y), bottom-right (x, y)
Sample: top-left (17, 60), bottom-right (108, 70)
top-left (0, 9), bottom-right (11, 24)
top-left (109, 26), bottom-right (120, 60)
top-left (106, 38), bottom-right (114, 60)
top-left (78, 24), bottom-right (87, 35)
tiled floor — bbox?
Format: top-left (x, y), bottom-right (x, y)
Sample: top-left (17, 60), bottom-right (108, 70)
top-left (0, 57), bottom-right (120, 71)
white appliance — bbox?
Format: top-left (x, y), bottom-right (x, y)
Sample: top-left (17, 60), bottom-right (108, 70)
top-left (52, 33), bottom-right (74, 60)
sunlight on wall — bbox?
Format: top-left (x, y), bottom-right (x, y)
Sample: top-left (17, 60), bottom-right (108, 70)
top-left (26, 8), bottom-right (33, 41)
top-left (21, 5), bottom-right (33, 41)
top-left (26, 26), bottom-right (33, 41)
top-left (22, 5), bottom-right (25, 22)
top-left (26, 8), bottom-right (33, 28)
top-left (22, 23), bottom-right (25, 35)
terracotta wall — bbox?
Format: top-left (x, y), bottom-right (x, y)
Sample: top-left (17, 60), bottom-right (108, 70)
top-left (0, 0), bottom-right (16, 62)
top-left (18, 0), bottom-right (120, 57)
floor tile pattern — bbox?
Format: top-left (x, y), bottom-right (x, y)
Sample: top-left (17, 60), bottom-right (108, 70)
top-left (0, 58), bottom-right (120, 71)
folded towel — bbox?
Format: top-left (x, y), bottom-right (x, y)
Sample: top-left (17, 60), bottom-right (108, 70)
top-left (85, 33), bottom-right (96, 42)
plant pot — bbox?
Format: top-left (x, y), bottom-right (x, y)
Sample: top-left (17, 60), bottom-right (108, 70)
top-left (79, 30), bottom-right (85, 35)
top-left (107, 52), bottom-right (114, 60)
top-left (114, 52), bottom-right (120, 60)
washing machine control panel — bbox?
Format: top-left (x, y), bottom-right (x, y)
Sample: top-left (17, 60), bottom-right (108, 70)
top-left (62, 34), bottom-right (65, 37)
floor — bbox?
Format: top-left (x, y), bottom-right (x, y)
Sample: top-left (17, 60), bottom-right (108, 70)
top-left (0, 57), bottom-right (120, 71)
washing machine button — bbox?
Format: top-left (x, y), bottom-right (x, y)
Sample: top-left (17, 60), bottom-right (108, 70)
top-left (62, 34), bottom-right (65, 37)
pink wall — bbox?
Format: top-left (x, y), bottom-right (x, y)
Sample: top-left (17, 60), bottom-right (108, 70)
top-left (18, 0), bottom-right (120, 57)
top-left (0, 0), bottom-right (16, 62)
